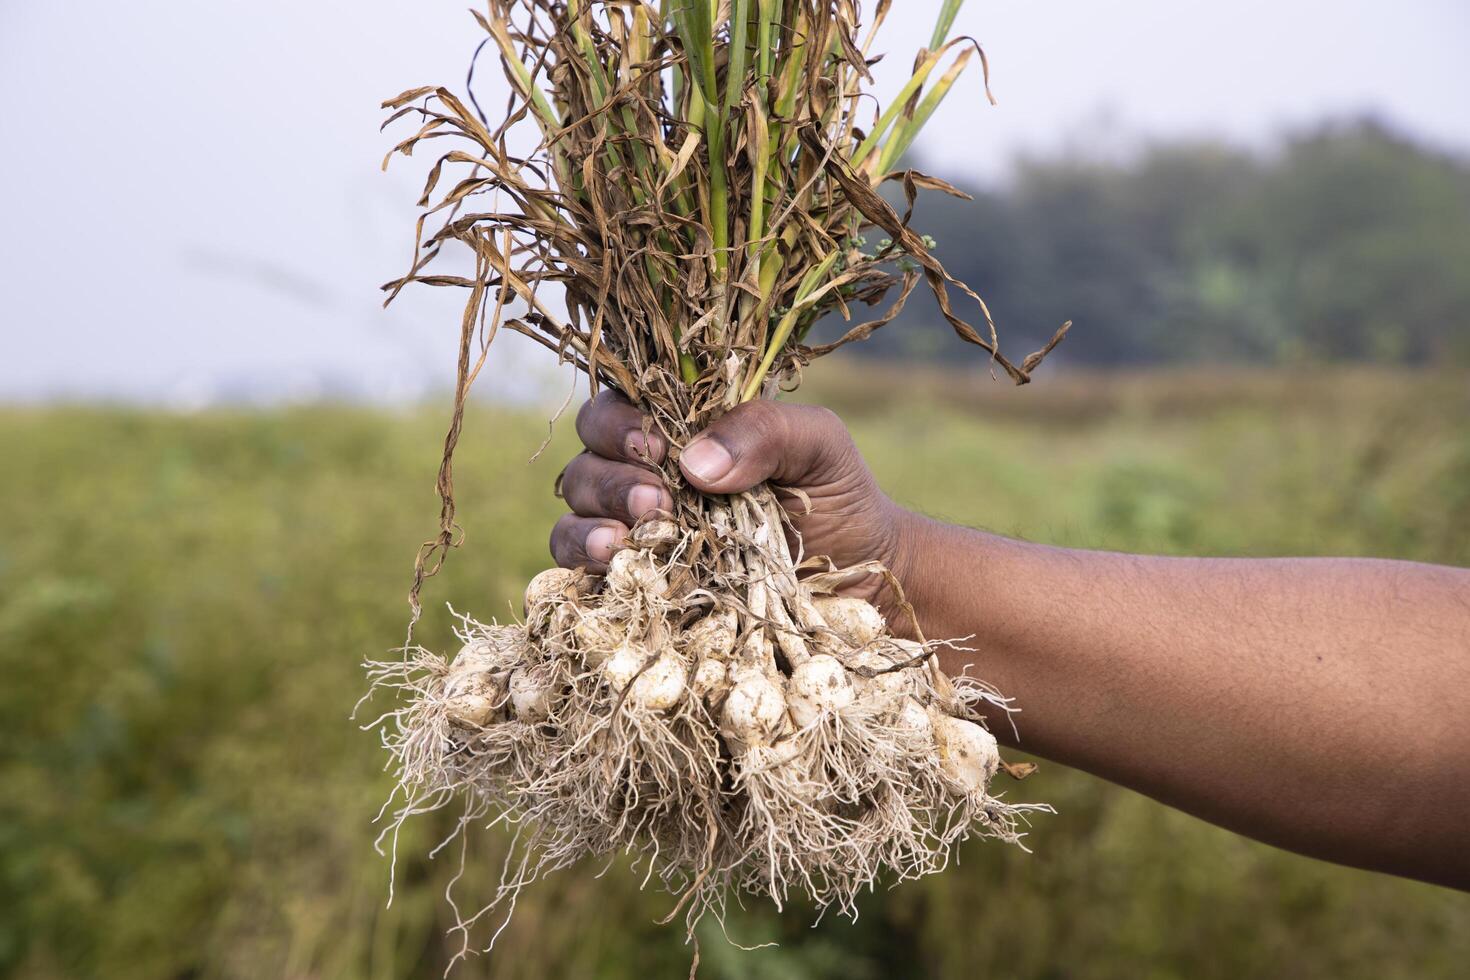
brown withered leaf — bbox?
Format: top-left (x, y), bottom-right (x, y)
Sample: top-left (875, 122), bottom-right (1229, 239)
top-left (382, 0), bottom-right (1064, 623)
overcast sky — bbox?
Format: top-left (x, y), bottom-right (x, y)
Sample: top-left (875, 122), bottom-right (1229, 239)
top-left (2, 0), bottom-right (1466, 404)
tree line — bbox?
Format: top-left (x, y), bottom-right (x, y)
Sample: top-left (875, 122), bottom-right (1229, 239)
top-left (823, 119), bottom-right (1470, 367)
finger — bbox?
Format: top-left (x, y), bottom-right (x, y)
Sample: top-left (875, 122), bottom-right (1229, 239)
top-left (678, 402), bottom-right (856, 494)
top-left (550, 513), bottom-right (630, 572)
top-left (575, 390), bottom-right (667, 465)
top-left (561, 451), bottom-right (673, 524)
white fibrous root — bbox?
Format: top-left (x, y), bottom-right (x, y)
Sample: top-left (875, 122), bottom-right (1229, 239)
top-left (365, 487), bottom-right (1047, 953)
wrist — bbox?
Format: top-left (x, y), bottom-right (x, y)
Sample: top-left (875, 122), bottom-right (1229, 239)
top-left (878, 505), bottom-right (944, 638)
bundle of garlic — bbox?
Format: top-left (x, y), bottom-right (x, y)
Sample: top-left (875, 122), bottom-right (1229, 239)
top-left (366, 0), bottom-right (1060, 958)
top-left (369, 497), bottom-right (1046, 946)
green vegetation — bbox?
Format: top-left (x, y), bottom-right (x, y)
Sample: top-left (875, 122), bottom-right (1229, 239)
top-left (847, 121), bottom-right (1470, 366)
top-left (3, 367), bottom-right (1468, 978)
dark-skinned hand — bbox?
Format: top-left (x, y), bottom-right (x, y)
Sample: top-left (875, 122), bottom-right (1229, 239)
top-left (549, 391), bottom-right (916, 611)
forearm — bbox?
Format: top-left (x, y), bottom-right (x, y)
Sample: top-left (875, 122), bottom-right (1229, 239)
top-left (895, 515), bottom-right (1470, 889)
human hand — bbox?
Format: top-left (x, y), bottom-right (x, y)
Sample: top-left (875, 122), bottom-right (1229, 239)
top-left (549, 392), bottom-right (917, 612)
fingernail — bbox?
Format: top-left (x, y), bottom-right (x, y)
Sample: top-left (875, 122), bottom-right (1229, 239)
top-left (585, 525), bottom-right (619, 563)
top-left (623, 429), bottom-right (664, 462)
top-left (627, 484), bottom-right (670, 520)
top-left (681, 438), bottom-right (733, 484)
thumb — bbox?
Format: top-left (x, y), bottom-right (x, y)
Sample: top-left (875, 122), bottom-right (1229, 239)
top-left (677, 402), bottom-right (853, 494)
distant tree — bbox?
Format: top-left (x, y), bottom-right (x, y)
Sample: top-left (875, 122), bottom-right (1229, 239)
top-left (814, 119), bottom-right (1470, 367)
top-left (1210, 120), bottom-right (1470, 364)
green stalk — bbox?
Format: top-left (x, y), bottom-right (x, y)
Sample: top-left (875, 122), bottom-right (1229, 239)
top-left (929, 0), bottom-right (966, 49)
top-left (677, 350), bottom-right (699, 382)
top-left (849, 49), bottom-right (943, 171)
top-left (571, 0), bottom-right (664, 215)
top-left (568, 0), bottom-right (610, 104)
top-left (673, 1), bottom-right (729, 276)
top-left (773, 9), bottom-right (811, 118)
top-left (483, 18), bottom-right (573, 198)
top-left (877, 49), bottom-right (972, 174)
top-left (674, 1), bottom-right (717, 106)
top-left (487, 25), bottom-right (561, 135)
top-left (712, 1), bottom-right (747, 277)
top-left (756, 0), bottom-right (776, 87)
top-left (746, 97), bottom-right (770, 279)
top-left (855, 0), bottom-right (966, 176)
top-left (705, 103), bottom-right (730, 277)
top-left (752, 5), bottom-right (813, 296)
top-left (665, 0), bottom-right (683, 118)
top-left (741, 250), bottom-right (840, 401)
top-left (724, 0), bottom-right (750, 116)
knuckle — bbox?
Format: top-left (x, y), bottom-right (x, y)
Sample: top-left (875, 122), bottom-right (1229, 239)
top-left (594, 469), bottom-right (632, 516)
top-left (743, 398), bottom-right (784, 429)
top-left (801, 403), bottom-right (844, 433)
top-left (728, 400), bottom-right (784, 456)
top-left (592, 388), bottom-right (627, 422)
top-left (767, 403), bottom-right (852, 484)
top-left (802, 404), bottom-right (856, 459)
top-left (574, 398), bottom-right (597, 437)
top-left (780, 403), bottom-right (843, 448)
top-left (550, 517), bottom-right (579, 565)
top-left (559, 453), bottom-right (592, 498)
top-left (564, 454), bottom-right (640, 520)
top-left (576, 391), bottom-right (619, 444)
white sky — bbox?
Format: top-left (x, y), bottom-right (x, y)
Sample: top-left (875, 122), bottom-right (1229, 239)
top-left (1, 0), bottom-right (1466, 404)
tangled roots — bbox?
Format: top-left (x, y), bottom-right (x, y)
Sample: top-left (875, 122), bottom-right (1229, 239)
top-left (364, 487), bottom-right (1047, 958)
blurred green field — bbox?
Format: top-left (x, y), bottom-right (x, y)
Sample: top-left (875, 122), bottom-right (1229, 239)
top-left (2, 367), bottom-right (1467, 979)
